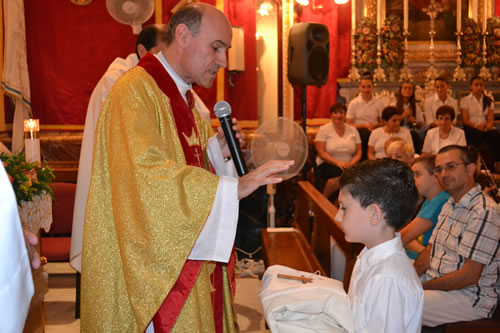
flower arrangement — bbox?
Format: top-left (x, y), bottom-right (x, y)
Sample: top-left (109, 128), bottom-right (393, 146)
top-left (486, 16), bottom-right (500, 66)
top-left (461, 18), bottom-right (483, 68)
top-left (381, 16), bottom-right (404, 68)
top-left (1, 153), bottom-right (55, 206)
top-left (354, 17), bottom-right (377, 70)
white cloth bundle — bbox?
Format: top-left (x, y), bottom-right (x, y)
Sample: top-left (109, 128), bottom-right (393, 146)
top-left (260, 265), bottom-right (354, 333)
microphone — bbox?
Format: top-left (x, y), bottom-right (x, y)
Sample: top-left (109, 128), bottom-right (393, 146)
top-left (213, 101), bottom-right (248, 177)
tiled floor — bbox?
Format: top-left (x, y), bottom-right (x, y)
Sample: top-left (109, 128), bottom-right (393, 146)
top-left (44, 263), bottom-right (268, 333)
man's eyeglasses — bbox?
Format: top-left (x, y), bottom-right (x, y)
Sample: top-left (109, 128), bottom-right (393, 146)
top-left (433, 162), bottom-right (465, 175)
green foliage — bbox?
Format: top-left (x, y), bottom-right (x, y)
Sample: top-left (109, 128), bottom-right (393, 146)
top-left (1, 153), bottom-right (55, 206)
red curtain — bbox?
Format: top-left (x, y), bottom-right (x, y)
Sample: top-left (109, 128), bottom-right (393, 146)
top-left (224, 0), bottom-right (258, 121)
top-left (24, 0), bottom-right (143, 126)
top-left (294, 1), bottom-right (351, 120)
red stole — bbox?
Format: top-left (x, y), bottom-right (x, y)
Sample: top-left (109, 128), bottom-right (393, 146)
top-left (137, 53), bottom-right (225, 333)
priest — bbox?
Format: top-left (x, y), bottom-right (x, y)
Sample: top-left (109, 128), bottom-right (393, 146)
top-left (80, 3), bottom-right (292, 333)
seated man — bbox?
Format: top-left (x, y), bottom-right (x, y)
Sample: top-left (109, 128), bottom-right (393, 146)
top-left (423, 76), bottom-right (459, 128)
top-left (399, 155), bottom-right (450, 260)
top-left (414, 145), bottom-right (500, 326)
top-left (336, 159), bottom-right (423, 332)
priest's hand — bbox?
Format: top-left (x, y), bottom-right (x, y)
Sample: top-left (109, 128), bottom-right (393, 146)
top-left (216, 118), bottom-right (246, 158)
top-left (237, 160), bottom-right (294, 200)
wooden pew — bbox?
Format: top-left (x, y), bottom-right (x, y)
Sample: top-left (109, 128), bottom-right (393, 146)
top-left (261, 180), bottom-right (363, 291)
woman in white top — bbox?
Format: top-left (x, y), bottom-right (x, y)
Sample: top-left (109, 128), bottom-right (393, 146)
top-left (368, 106), bottom-right (413, 160)
top-left (460, 76), bottom-right (500, 169)
top-left (315, 103), bottom-right (362, 197)
top-left (346, 74), bottom-right (384, 160)
top-left (393, 81), bottom-right (426, 153)
top-left (422, 105), bottom-right (466, 156)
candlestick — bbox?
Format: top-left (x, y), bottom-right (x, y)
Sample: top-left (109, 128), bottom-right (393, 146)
top-left (24, 119), bottom-right (40, 164)
top-left (404, 0), bottom-right (408, 31)
top-left (457, 0), bottom-right (461, 31)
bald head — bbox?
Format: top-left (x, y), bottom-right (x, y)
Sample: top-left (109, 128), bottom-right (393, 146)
top-left (163, 3), bottom-right (232, 88)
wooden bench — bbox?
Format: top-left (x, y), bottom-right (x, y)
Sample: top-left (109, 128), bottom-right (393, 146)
top-left (261, 180), bottom-right (363, 290)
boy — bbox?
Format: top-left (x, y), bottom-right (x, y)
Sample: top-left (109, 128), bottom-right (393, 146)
top-left (336, 159), bottom-right (424, 332)
top-left (399, 156), bottom-right (450, 259)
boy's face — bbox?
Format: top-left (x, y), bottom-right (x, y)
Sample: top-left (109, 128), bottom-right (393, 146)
top-left (336, 188), bottom-right (371, 244)
top-left (411, 162), bottom-right (435, 198)
top-left (359, 80), bottom-right (373, 99)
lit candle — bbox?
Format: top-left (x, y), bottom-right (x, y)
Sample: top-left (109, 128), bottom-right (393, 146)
top-left (404, 0), bottom-right (408, 31)
top-left (24, 119), bottom-right (40, 164)
top-left (457, 0), bottom-right (461, 31)
top-left (377, 0), bottom-right (382, 30)
top-left (472, 0), bottom-right (478, 22)
top-left (352, 0), bottom-right (356, 31)
top-left (482, 0), bottom-right (487, 31)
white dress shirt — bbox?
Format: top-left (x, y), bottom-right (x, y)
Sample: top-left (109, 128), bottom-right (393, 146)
top-left (460, 93), bottom-right (493, 124)
top-left (424, 94), bottom-right (459, 125)
top-left (0, 164), bottom-right (34, 333)
top-left (422, 126), bottom-right (466, 155)
top-left (348, 235), bottom-right (424, 333)
top-left (347, 95), bottom-right (384, 124)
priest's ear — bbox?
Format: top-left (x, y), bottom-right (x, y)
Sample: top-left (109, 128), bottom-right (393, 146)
top-left (137, 44), bottom-right (148, 59)
top-left (173, 23), bottom-right (192, 48)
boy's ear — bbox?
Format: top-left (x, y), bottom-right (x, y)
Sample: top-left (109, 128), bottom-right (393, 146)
top-left (368, 204), bottom-right (383, 226)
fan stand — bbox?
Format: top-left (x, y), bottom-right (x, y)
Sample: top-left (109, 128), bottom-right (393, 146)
top-left (267, 184), bottom-right (276, 228)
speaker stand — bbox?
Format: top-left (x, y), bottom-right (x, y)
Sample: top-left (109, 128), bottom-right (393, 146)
top-left (301, 86), bottom-right (307, 180)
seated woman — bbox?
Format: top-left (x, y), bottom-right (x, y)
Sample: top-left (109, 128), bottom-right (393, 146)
top-left (460, 76), bottom-right (500, 170)
top-left (392, 81), bottom-right (426, 154)
top-left (346, 73), bottom-right (384, 160)
top-left (422, 105), bottom-right (466, 156)
top-left (367, 106), bottom-right (413, 160)
top-left (386, 140), bottom-right (414, 166)
top-left (315, 103), bottom-right (361, 198)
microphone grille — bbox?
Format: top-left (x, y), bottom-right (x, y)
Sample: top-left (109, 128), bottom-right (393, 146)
top-left (214, 101), bottom-right (232, 118)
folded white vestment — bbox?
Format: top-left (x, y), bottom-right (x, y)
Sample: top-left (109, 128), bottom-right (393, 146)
top-left (260, 265), bottom-right (354, 333)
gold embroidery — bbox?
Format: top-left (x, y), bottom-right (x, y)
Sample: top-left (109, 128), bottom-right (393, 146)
top-left (183, 128), bottom-right (200, 147)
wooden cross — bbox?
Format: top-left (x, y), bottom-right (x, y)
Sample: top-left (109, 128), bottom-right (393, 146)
top-left (277, 273), bottom-right (313, 284)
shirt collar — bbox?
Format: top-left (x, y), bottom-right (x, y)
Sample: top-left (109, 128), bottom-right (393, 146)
top-left (356, 234), bottom-right (403, 271)
top-left (433, 94), bottom-right (450, 104)
top-left (155, 52), bottom-right (192, 102)
top-left (450, 184), bottom-right (482, 209)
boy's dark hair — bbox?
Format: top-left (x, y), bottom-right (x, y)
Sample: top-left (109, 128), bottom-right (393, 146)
top-left (339, 159), bottom-right (418, 230)
top-left (437, 145), bottom-right (475, 165)
top-left (381, 106), bottom-right (402, 121)
top-left (412, 155), bottom-right (436, 175)
top-left (436, 105), bottom-right (455, 121)
top-left (330, 103), bottom-right (347, 114)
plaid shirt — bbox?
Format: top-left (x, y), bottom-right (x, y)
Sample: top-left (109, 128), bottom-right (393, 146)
top-left (427, 185), bottom-right (500, 317)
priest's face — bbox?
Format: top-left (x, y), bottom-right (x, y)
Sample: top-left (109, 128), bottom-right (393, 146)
top-left (181, 8), bottom-right (232, 88)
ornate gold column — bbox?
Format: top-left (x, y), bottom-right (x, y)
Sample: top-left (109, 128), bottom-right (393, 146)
top-left (282, 0), bottom-right (294, 119)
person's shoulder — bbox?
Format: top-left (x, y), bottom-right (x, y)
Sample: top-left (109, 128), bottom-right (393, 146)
top-left (451, 126), bottom-right (465, 134)
top-left (370, 253), bottom-right (423, 294)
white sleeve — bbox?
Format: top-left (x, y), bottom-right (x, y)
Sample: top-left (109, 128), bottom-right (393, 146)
top-left (424, 99), bottom-right (434, 126)
top-left (422, 130), bottom-right (433, 154)
top-left (416, 105), bottom-right (424, 123)
top-left (0, 165), bottom-right (34, 333)
top-left (188, 136), bottom-right (239, 262)
top-left (452, 99), bottom-right (459, 124)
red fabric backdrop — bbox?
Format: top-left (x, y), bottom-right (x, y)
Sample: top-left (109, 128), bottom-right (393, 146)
top-left (14, 0), bottom-right (348, 126)
top-left (293, 1), bottom-right (351, 120)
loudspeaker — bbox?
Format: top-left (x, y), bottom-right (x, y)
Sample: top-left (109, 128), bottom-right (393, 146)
top-left (287, 23), bottom-right (329, 87)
